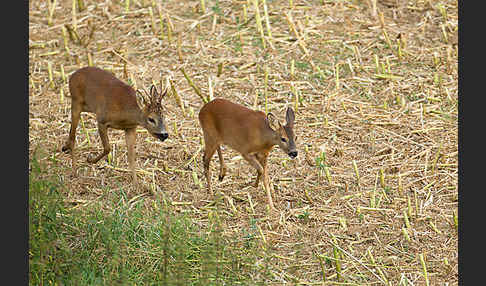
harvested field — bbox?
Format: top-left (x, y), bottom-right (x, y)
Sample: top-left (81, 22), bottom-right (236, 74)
top-left (29, 0), bottom-right (458, 284)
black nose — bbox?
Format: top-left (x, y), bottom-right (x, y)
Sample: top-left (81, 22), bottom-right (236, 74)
top-left (289, 151), bottom-right (298, 158)
top-left (156, 132), bottom-right (169, 141)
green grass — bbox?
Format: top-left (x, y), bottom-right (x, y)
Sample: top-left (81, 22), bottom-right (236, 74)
top-left (29, 157), bottom-right (271, 285)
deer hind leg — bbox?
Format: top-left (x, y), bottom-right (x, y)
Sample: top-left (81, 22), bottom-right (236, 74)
top-left (125, 128), bottom-right (138, 185)
top-left (87, 122), bottom-right (111, 164)
top-left (62, 101), bottom-right (82, 153)
top-left (63, 100), bottom-right (82, 175)
top-left (216, 146), bottom-right (227, 181)
top-left (202, 140), bottom-right (218, 195)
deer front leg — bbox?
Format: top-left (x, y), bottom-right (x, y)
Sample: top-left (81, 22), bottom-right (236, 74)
top-left (261, 162), bottom-right (274, 210)
top-left (243, 153), bottom-right (275, 210)
top-left (242, 153), bottom-right (263, 184)
top-left (87, 122), bottom-right (111, 164)
top-left (253, 152), bottom-right (268, 188)
top-left (125, 128), bottom-right (138, 185)
top-left (256, 152), bottom-right (274, 210)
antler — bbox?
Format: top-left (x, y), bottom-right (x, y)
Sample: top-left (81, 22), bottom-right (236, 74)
top-left (136, 88), bottom-right (152, 105)
top-left (157, 76), bottom-right (170, 100)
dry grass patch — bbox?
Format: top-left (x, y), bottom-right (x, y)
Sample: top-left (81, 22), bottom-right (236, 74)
top-left (30, 0), bottom-right (458, 284)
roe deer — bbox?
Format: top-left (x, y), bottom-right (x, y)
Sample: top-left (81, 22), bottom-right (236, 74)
top-left (62, 66), bottom-right (169, 185)
top-left (198, 98), bottom-right (297, 210)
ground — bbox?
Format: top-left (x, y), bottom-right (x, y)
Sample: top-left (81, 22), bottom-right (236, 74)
top-left (29, 0), bottom-right (458, 284)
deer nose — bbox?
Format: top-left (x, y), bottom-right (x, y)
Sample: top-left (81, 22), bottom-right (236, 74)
top-left (288, 151), bottom-right (298, 158)
top-left (156, 132), bottom-right (169, 141)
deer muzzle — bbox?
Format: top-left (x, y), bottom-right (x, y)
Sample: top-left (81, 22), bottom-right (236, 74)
top-left (288, 151), bottom-right (298, 158)
top-left (154, 132), bottom-right (169, 141)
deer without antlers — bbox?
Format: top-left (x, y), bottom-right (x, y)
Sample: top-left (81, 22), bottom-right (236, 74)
top-left (198, 98), bottom-right (297, 210)
top-left (62, 66), bottom-right (169, 185)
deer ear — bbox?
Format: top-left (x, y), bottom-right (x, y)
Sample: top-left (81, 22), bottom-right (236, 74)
top-left (286, 107), bottom-right (295, 127)
top-left (160, 86), bottom-right (168, 100)
top-left (150, 84), bottom-right (159, 98)
top-left (267, 113), bottom-right (281, 131)
top-left (136, 92), bottom-right (148, 110)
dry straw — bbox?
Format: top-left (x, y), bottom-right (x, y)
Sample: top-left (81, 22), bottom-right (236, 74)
top-left (29, 0), bottom-right (458, 284)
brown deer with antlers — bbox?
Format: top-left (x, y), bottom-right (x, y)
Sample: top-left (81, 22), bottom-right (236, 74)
top-left (62, 66), bottom-right (169, 185)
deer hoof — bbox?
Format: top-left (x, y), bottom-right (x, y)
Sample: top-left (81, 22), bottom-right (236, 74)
top-left (87, 155), bottom-right (96, 164)
top-left (61, 145), bottom-right (71, 154)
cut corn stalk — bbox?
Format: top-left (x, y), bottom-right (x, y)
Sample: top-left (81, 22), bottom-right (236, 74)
top-left (333, 245), bottom-right (342, 281)
top-left (262, 0), bottom-right (273, 44)
top-left (419, 253), bottom-right (430, 286)
top-left (402, 227), bottom-right (411, 241)
top-left (264, 66), bottom-right (268, 114)
top-left (77, 0), bottom-right (85, 12)
top-left (253, 89), bottom-right (259, 109)
top-left (315, 253), bottom-right (326, 281)
top-left (368, 248), bottom-right (388, 284)
top-left (148, 7), bottom-right (156, 35)
top-left (158, 4), bottom-right (164, 40)
top-left (324, 166), bottom-right (331, 185)
top-left (177, 33), bottom-right (183, 62)
top-left (352, 160), bottom-right (360, 183)
top-left (166, 14), bottom-right (173, 44)
top-left (217, 62), bottom-right (224, 77)
top-left (169, 78), bottom-right (185, 116)
top-left (87, 52), bottom-right (93, 66)
top-left (407, 194), bottom-right (413, 218)
top-left (290, 59), bottom-right (295, 79)
top-left (125, 0), bottom-right (130, 13)
top-left (192, 170), bottom-right (202, 189)
top-left (452, 210), bottom-right (458, 230)
top-left (47, 62), bottom-right (54, 89)
top-left (207, 76), bottom-right (214, 103)
top-left (379, 168), bottom-right (385, 188)
top-left (80, 117), bottom-right (91, 147)
top-left (403, 209), bottom-right (411, 229)
top-left (180, 67), bottom-right (206, 103)
top-left (47, 0), bottom-right (57, 26)
top-left (335, 63), bottom-right (340, 91)
top-left (72, 0), bottom-right (77, 30)
top-left (60, 65), bottom-right (67, 85)
top-left (252, 0), bottom-right (266, 49)
top-left (200, 0), bottom-right (205, 14)
top-left (429, 221), bottom-right (442, 234)
top-left (242, 4), bottom-right (247, 22)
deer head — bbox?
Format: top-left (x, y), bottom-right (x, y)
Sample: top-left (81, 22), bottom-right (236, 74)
top-left (136, 84), bottom-right (169, 141)
top-left (266, 107), bottom-right (297, 158)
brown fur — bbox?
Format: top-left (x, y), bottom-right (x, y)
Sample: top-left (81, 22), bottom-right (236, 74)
top-left (198, 98), bottom-right (297, 210)
top-left (62, 66), bottom-right (168, 186)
